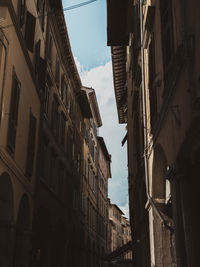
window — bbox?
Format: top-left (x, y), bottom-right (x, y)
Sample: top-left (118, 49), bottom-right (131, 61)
top-left (55, 56), bottom-right (60, 88)
top-left (60, 112), bottom-right (66, 146)
top-left (43, 83), bottom-right (50, 115)
top-left (0, 42), bottom-right (3, 67)
top-left (77, 153), bottom-right (80, 173)
top-left (26, 111), bottom-right (37, 177)
top-left (50, 150), bottom-right (57, 190)
top-left (165, 179), bottom-right (171, 202)
top-left (24, 11), bottom-right (36, 52)
top-left (51, 96), bottom-right (59, 139)
top-left (18, 0), bottom-right (26, 28)
top-left (61, 74), bottom-right (65, 100)
top-left (66, 128), bottom-right (73, 160)
top-left (160, 0), bottom-right (174, 80)
top-left (37, 0), bottom-right (45, 31)
top-left (35, 39), bottom-right (41, 74)
top-left (148, 34), bottom-right (157, 129)
top-left (38, 57), bottom-right (47, 91)
top-left (148, 34), bottom-right (156, 88)
top-left (64, 83), bottom-right (69, 108)
top-left (7, 71), bottom-right (20, 153)
top-left (46, 29), bottom-right (53, 63)
top-left (39, 134), bottom-right (47, 178)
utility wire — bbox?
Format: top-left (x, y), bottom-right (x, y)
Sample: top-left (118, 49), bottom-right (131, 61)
top-left (63, 0), bottom-right (97, 11)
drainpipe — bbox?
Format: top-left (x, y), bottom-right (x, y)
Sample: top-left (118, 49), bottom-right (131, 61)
top-left (0, 28), bottom-right (9, 126)
top-left (139, 0), bottom-right (173, 232)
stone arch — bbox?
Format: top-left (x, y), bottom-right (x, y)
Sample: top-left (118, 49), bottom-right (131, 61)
top-left (152, 144), bottom-right (167, 200)
top-left (14, 194), bottom-right (31, 267)
top-left (0, 172), bottom-right (14, 267)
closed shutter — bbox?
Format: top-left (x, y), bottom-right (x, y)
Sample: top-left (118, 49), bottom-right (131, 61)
top-left (24, 11), bottom-right (36, 52)
top-left (7, 74), bottom-right (20, 152)
top-left (26, 111), bottom-right (37, 177)
top-left (38, 57), bottom-right (47, 91)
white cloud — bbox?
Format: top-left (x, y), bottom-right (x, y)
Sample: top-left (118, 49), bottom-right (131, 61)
top-left (75, 59), bottom-right (129, 217)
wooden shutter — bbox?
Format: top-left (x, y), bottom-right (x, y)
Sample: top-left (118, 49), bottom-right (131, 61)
top-left (38, 57), bottom-right (47, 91)
top-left (61, 75), bottom-right (65, 100)
top-left (7, 74), bottom-right (20, 152)
top-left (19, 0), bottom-right (26, 28)
top-left (149, 34), bottom-right (156, 88)
top-left (26, 111), bottom-right (37, 177)
top-left (24, 11), bottom-right (36, 52)
top-left (160, 0), bottom-right (174, 73)
top-left (60, 112), bottom-right (66, 146)
top-left (37, 0), bottom-right (45, 31)
top-left (55, 57), bottom-right (60, 87)
top-left (35, 39), bottom-right (41, 73)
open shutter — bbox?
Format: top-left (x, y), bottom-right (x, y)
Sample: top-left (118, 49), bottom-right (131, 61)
top-left (24, 11), bottom-right (36, 52)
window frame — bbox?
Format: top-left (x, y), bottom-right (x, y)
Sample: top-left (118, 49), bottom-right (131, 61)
top-left (7, 70), bottom-right (21, 154)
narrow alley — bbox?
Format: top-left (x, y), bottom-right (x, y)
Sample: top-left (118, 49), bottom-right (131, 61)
top-left (0, 0), bottom-right (200, 267)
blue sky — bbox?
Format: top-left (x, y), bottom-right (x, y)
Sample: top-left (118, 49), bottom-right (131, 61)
top-left (62, 0), bottom-right (129, 217)
top-left (63, 0), bottom-right (110, 69)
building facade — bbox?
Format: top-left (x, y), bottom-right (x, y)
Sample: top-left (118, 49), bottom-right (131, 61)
top-left (107, 0), bottom-right (200, 266)
top-left (108, 201), bottom-right (132, 262)
top-left (0, 0), bottom-right (41, 266)
top-left (79, 87), bottom-right (112, 267)
top-left (109, 202), bottom-right (124, 252)
top-left (0, 1), bottom-right (112, 267)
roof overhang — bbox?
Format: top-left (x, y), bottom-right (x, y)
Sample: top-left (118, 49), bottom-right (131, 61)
top-left (107, 0), bottom-right (130, 46)
top-left (89, 91), bottom-right (102, 127)
top-left (98, 137), bottom-right (111, 162)
top-left (83, 87), bottom-right (102, 127)
top-left (77, 90), bottom-right (93, 118)
top-left (113, 204), bottom-right (124, 215)
top-left (111, 46), bottom-right (127, 123)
